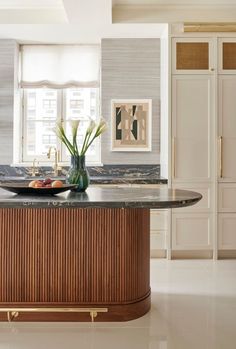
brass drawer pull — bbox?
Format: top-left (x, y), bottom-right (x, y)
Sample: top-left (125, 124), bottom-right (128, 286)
top-left (172, 137), bottom-right (176, 178)
top-left (0, 307), bottom-right (108, 323)
top-left (219, 136), bottom-right (223, 178)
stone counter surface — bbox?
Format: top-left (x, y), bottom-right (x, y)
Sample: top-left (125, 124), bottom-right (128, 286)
top-left (0, 164), bottom-right (168, 185)
top-left (0, 187), bottom-right (202, 209)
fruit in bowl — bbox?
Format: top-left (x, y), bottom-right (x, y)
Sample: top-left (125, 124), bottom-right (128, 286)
top-left (28, 178), bottom-right (63, 189)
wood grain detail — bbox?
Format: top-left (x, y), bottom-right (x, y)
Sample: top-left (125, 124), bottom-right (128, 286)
top-left (0, 208), bottom-right (150, 321)
top-left (176, 42), bottom-right (209, 70)
top-left (223, 43), bottom-right (236, 70)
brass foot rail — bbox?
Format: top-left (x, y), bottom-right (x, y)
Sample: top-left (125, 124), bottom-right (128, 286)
top-left (0, 308), bottom-right (108, 323)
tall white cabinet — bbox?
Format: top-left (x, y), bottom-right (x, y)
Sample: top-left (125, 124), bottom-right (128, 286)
top-left (170, 37), bottom-right (216, 258)
top-left (144, 33), bottom-right (236, 259)
top-left (218, 38), bottom-right (236, 257)
top-left (167, 35), bottom-right (236, 259)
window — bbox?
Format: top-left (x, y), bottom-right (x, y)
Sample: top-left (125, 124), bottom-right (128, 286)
top-left (22, 88), bottom-right (100, 163)
top-left (18, 44), bottom-right (101, 164)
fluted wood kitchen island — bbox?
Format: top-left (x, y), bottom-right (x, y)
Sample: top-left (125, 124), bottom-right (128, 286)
top-left (0, 187), bottom-right (201, 322)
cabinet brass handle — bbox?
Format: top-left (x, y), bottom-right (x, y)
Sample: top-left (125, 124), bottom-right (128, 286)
top-left (219, 136), bottom-right (223, 178)
top-left (172, 137), bottom-right (176, 178)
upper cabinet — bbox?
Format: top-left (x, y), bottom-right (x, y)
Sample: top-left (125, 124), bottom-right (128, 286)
top-left (219, 38), bottom-right (236, 74)
top-left (172, 38), bottom-right (215, 74)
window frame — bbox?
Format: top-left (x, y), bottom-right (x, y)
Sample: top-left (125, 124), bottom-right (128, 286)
top-left (20, 88), bottom-right (101, 166)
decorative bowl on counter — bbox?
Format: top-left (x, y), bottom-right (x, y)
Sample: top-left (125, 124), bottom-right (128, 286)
top-left (0, 182), bottom-right (77, 195)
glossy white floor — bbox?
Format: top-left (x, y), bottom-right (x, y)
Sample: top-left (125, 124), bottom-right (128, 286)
top-left (0, 259), bottom-right (235, 349)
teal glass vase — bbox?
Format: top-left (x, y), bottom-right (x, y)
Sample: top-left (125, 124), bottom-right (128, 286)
top-left (66, 155), bottom-right (90, 192)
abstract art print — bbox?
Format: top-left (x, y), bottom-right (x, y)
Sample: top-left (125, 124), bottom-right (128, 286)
top-left (111, 99), bottom-right (152, 151)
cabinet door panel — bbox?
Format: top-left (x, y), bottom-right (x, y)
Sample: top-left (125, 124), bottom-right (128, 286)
top-left (219, 76), bottom-right (236, 181)
top-left (150, 231), bottom-right (167, 250)
top-left (219, 38), bottom-right (236, 74)
top-left (218, 214), bottom-right (236, 249)
top-left (172, 213), bottom-right (213, 250)
top-left (150, 210), bottom-right (168, 231)
top-left (173, 38), bottom-right (214, 74)
top-left (172, 76), bottom-right (213, 182)
top-left (218, 184), bottom-right (236, 212)
top-left (176, 43), bottom-right (209, 70)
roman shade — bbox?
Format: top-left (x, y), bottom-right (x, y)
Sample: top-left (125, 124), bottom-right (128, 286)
top-left (20, 45), bottom-right (100, 89)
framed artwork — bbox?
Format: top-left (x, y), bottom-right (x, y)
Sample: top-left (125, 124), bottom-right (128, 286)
top-left (111, 99), bottom-right (152, 152)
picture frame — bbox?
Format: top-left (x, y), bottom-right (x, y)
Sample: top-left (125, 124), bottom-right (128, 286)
top-left (111, 99), bottom-right (152, 152)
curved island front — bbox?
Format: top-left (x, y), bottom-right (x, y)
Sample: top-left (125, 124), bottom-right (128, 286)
top-left (0, 187), bottom-right (201, 322)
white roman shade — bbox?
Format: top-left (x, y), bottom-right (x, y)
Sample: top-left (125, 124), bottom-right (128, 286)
top-left (20, 45), bottom-right (100, 88)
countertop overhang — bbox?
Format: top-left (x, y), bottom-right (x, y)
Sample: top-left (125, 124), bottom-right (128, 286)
top-left (0, 187), bottom-right (202, 209)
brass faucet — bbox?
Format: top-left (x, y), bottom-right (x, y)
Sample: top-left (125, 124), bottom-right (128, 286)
top-left (29, 158), bottom-right (39, 177)
top-left (47, 147), bottom-right (62, 176)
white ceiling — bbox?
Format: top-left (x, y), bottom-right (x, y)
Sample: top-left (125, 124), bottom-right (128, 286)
top-left (0, 0), bottom-right (235, 43)
top-left (0, 0), bottom-right (166, 42)
top-left (0, 0), bottom-right (64, 8)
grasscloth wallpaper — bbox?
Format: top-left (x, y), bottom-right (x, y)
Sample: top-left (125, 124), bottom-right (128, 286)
top-left (0, 40), bottom-right (17, 164)
top-left (0, 39), bottom-right (160, 165)
top-left (101, 38), bottom-right (160, 164)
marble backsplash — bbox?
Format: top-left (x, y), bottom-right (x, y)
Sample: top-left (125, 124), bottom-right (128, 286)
top-left (0, 164), bottom-right (161, 178)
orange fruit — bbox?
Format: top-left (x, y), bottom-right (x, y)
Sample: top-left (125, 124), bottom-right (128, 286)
top-left (52, 180), bottom-right (63, 188)
top-left (28, 180), bottom-right (37, 188)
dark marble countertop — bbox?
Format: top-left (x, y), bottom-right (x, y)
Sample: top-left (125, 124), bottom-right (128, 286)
top-left (0, 187), bottom-right (202, 209)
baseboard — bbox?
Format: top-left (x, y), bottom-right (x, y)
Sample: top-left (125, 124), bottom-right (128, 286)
top-left (218, 250), bottom-right (236, 259)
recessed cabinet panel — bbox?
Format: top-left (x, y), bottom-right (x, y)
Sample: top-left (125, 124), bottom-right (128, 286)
top-left (150, 231), bottom-right (167, 250)
top-left (150, 210), bottom-right (168, 231)
top-left (172, 38), bottom-right (214, 74)
top-left (172, 213), bottom-right (213, 250)
top-left (176, 43), bottom-right (209, 70)
top-left (218, 214), bottom-right (236, 249)
top-left (219, 39), bottom-right (236, 74)
top-left (218, 76), bottom-right (236, 181)
top-left (218, 184), bottom-right (236, 212)
top-left (223, 43), bottom-right (236, 70)
top-left (172, 76), bottom-right (213, 182)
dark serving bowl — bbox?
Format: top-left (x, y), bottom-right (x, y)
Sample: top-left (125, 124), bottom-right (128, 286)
top-left (0, 183), bottom-right (77, 195)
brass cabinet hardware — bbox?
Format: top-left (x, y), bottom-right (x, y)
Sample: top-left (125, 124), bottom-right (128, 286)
top-left (7, 311), bottom-right (19, 322)
top-left (0, 308), bottom-right (108, 323)
top-left (184, 22), bottom-right (236, 33)
top-left (172, 137), bottom-right (176, 178)
top-left (219, 136), bottom-right (223, 178)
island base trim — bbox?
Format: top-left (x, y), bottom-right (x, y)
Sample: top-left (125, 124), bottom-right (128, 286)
top-left (0, 292), bottom-right (151, 322)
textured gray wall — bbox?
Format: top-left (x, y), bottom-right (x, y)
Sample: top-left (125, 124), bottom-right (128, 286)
top-left (101, 38), bottom-right (160, 164)
top-left (0, 40), bottom-right (17, 164)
